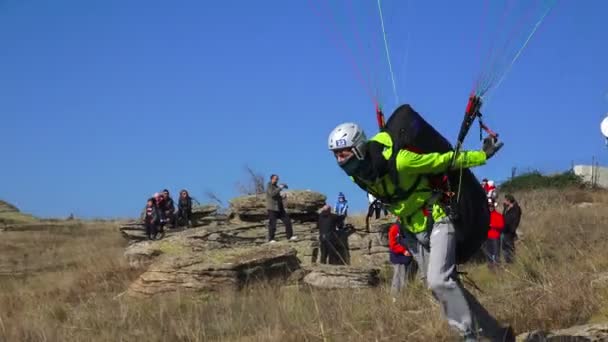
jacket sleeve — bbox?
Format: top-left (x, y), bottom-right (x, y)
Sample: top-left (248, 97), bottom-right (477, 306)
top-left (395, 149), bottom-right (487, 175)
top-left (267, 184), bottom-right (281, 197)
top-left (513, 206), bottom-right (522, 228)
top-left (388, 225), bottom-right (407, 254)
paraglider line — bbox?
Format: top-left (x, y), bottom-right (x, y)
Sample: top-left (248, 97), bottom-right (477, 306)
top-left (376, 0), bottom-right (399, 107)
top-left (487, 0), bottom-right (556, 97)
top-left (307, 0), bottom-right (379, 107)
top-left (474, 0), bottom-right (514, 95)
top-left (479, 0), bottom-right (544, 96)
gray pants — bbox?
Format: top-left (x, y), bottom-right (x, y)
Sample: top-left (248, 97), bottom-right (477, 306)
top-left (407, 218), bottom-right (505, 340)
top-left (390, 264), bottom-right (408, 296)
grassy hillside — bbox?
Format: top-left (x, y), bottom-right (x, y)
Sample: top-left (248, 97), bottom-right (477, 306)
top-left (1, 188), bottom-right (608, 341)
top-left (0, 200), bottom-right (38, 225)
top-left (498, 169), bottom-right (586, 193)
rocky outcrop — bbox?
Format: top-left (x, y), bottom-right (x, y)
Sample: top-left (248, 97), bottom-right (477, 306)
top-left (300, 265), bottom-right (380, 289)
top-left (229, 190), bottom-right (326, 222)
top-left (0, 199), bottom-right (38, 225)
top-left (120, 191), bottom-right (326, 242)
top-left (517, 323), bottom-right (608, 341)
top-left (127, 244), bottom-right (301, 297)
top-left (190, 204), bottom-right (226, 226)
top-left (0, 200), bottom-right (19, 213)
top-left (118, 189), bottom-right (402, 296)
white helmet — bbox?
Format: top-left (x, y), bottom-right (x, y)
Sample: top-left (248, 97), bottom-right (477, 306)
top-left (327, 122), bottom-right (367, 160)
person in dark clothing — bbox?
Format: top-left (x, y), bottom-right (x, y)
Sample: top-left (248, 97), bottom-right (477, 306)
top-left (330, 224), bottom-right (352, 265)
top-left (143, 197), bottom-right (161, 240)
top-left (153, 192), bottom-right (166, 236)
top-left (316, 204), bottom-right (339, 264)
top-left (265, 174), bottom-right (296, 242)
top-left (502, 194), bottom-right (522, 263)
top-left (176, 189), bottom-right (193, 228)
top-left (161, 189), bottom-right (176, 228)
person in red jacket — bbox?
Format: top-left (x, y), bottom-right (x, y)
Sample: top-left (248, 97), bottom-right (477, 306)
top-left (485, 198), bottom-right (505, 269)
top-left (388, 220), bottom-right (414, 298)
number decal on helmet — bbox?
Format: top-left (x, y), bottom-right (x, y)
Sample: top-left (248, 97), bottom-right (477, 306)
top-left (335, 139), bottom-right (347, 147)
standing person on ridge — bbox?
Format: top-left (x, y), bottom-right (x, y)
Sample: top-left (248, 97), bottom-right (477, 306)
top-left (485, 198), bottom-right (504, 270)
top-left (334, 192), bottom-right (349, 228)
top-left (316, 204), bottom-right (339, 264)
top-left (501, 194), bottom-right (521, 263)
top-left (265, 174), bottom-right (297, 243)
top-left (326, 104), bottom-right (513, 342)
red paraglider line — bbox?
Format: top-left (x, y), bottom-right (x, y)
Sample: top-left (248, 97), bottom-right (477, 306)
top-left (307, 0), bottom-right (379, 107)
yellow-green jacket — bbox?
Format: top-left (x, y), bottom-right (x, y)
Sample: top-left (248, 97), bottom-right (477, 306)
top-left (352, 131), bottom-right (487, 234)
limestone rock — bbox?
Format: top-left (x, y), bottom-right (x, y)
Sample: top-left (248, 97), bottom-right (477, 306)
top-left (229, 190), bottom-right (326, 222)
top-left (190, 204), bottom-right (221, 225)
top-left (348, 233), bottom-right (365, 251)
top-left (124, 241), bottom-right (163, 268)
top-left (368, 218), bottom-right (394, 233)
top-left (517, 323), bottom-right (608, 342)
top-left (123, 221), bottom-right (319, 267)
top-left (127, 244), bottom-right (300, 297)
top-left (301, 264), bottom-right (380, 289)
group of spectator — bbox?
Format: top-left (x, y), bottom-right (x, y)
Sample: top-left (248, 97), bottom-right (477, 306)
top-left (482, 179), bottom-right (523, 269)
top-left (142, 188), bottom-right (195, 240)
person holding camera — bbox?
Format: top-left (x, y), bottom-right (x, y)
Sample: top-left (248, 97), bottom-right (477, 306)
top-left (265, 174), bottom-right (297, 243)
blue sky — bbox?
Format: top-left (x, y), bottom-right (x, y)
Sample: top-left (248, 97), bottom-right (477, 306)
top-left (1, 0), bottom-right (607, 218)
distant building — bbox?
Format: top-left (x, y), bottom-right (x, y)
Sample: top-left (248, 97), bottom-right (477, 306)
top-left (573, 164), bottom-right (608, 188)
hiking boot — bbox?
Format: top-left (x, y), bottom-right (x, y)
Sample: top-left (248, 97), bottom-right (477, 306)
top-left (289, 236), bottom-right (298, 241)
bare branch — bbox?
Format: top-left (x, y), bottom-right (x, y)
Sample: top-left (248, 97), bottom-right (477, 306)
top-left (204, 190), bottom-right (224, 206)
top-left (236, 165), bottom-right (265, 195)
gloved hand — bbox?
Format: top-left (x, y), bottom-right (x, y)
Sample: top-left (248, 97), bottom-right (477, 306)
top-left (482, 136), bottom-right (504, 159)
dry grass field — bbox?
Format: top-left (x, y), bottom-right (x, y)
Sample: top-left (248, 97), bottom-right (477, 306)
top-left (1, 187), bottom-right (608, 341)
